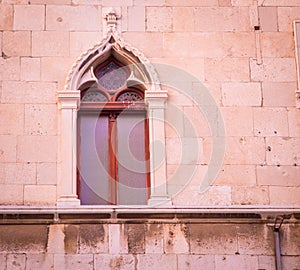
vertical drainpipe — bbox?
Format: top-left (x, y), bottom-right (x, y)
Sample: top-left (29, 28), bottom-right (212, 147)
top-left (273, 216), bottom-right (284, 270)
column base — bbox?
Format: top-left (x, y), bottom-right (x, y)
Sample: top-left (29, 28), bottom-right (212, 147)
top-left (57, 196), bottom-right (81, 207)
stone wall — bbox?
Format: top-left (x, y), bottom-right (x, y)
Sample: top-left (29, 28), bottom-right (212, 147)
top-left (0, 216), bottom-right (299, 270)
top-left (0, 1), bottom-right (300, 204)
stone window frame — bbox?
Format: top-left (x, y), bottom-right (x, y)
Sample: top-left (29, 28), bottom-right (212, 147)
top-left (57, 30), bottom-right (170, 207)
top-left (294, 20), bottom-right (300, 108)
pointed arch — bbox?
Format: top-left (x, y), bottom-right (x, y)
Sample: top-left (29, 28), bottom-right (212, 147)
top-left (57, 30), bottom-right (169, 207)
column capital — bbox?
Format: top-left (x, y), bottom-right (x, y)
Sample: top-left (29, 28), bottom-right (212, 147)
top-left (58, 90), bottom-right (81, 109)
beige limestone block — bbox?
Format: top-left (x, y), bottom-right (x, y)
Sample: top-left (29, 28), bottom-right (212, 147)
top-left (260, 32), bottom-right (294, 57)
top-left (145, 224), bottom-right (164, 253)
top-left (165, 105), bottom-right (184, 138)
top-left (0, 254), bottom-right (6, 270)
top-left (219, 0), bottom-right (232, 6)
top-left (194, 7), bottom-right (251, 32)
top-left (3, 0), bottom-right (30, 3)
top-left (282, 256), bottom-right (300, 269)
top-left (167, 87), bottom-right (193, 107)
top-left (254, 108), bottom-right (289, 137)
top-left (0, 57), bottom-right (20, 81)
top-left (265, 0), bottom-right (300, 7)
top-left (24, 184), bottom-right (56, 205)
top-left (70, 32), bottom-right (101, 56)
top-left (54, 254), bottom-right (93, 269)
top-left (183, 106), bottom-right (211, 137)
top-left (0, 104), bottom-right (24, 135)
top-left (30, 0), bottom-right (71, 3)
top-left (0, 135), bottom-right (16, 162)
top-left (173, 7), bottom-right (194, 32)
top-left (258, 7), bottom-right (278, 32)
top-left (46, 5), bottom-right (99, 31)
top-left (0, 4), bottom-right (13, 30)
top-left (231, 0), bottom-right (254, 6)
top-left (173, 185), bottom-right (231, 206)
top-left (221, 82), bottom-right (261, 106)
top-left (37, 163), bottom-right (57, 185)
top-left (134, 0), bottom-right (166, 6)
top-left (1, 81), bottom-right (57, 104)
top-left (137, 254), bottom-right (177, 270)
top-left (178, 255), bottom-right (215, 270)
top-left (258, 256), bottom-right (276, 270)
top-left (223, 32), bottom-right (256, 57)
top-left (281, 225), bottom-right (300, 256)
top-left (224, 137), bottom-right (266, 165)
top-left (21, 57), bottom-right (41, 81)
top-left (7, 254), bottom-right (26, 270)
top-left (47, 224), bottom-right (65, 254)
top-left (123, 32), bottom-right (163, 58)
top-left (0, 184), bottom-right (23, 204)
top-left (269, 186), bottom-right (300, 205)
top-left (3, 31), bottom-right (31, 56)
top-left (232, 186), bottom-right (270, 205)
top-left (13, 5), bottom-right (45, 30)
top-left (250, 58), bottom-right (296, 82)
top-left (278, 7), bottom-right (300, 31)
top-left (128, 6), bottom-right (145, 31)
top-left (25, 104), bottom-right (57, 135)
top-left (0, 163), bottom-right (36, 184)
top-left (257, 165), bottom-right (300, 186)
top-left (25, 254), bottom-right (54, 270)
top-left (205, 58), bottom-right (250, 82)
top-left (262, 82), bottom-right (296, 107)
top-left (102, 0), bottom-right (133, 5)
top-left (41, 57), bottom-right (74, 88)
top-left (166, 0), bottom-right (218, 6)
top-left (189, 224), bottom-right (237, 254)
top-left (216, 165), bottom-right (256, 186)
top-left (266, 137), bottom-right (300, 165)
top-left (32, 31), bottom-right (69, 57)
top-left (146, 7), bottom-right (172, 32)
top-left (221, 107), bottom-right (254, 136)
top-left (164, 33), bottom-right (224, 58)
top-left (94, 255), bottom-right (135, 270)
top-left (163, 224), bottom-right (189, 254)
top-left (288, 108), bottom-right (300, 137)
top-left (17, 135), bottom-right (57, 162)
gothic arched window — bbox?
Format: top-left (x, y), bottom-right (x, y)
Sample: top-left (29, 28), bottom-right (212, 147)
top-left (77, 58), bottom-right (150, 205)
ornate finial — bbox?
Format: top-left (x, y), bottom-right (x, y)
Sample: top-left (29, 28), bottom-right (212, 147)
top-left (104, 8), bottom-right (120, 32)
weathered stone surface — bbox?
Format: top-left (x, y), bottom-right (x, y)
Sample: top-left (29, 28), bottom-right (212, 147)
top-left (163, 224), bottom-right (189, 254)
top-left (232, 186), bottom-right (270, 205)
top-left (37, 163), bottom-right (57, 185)
top-left (281, 224), bottom-right (300, 256)
top-left (0, 135), bottom-right (17, 162)
top-left (253, 108), bottom-right (289, 137)
top-left (266, 137), bottom-right (300, 165)
top-left (0, 57), bottom-right (20, 81)
top-left (26, 254), bottom-right (54, 270)
top-left (215, 255), bottom-right (258, 270)
top-left (269, 187), bottom-right (300, 205)
top-left (223, 32), bottom-right (255, 57)
top-left (128, 6), bottom-right (145, 31)
top-left (70, 32), bottom-right (101, 57)
top-left (0, 254), bottom-right (6, 270)
top-left (278, 7), bottom-right (300, 31)
top-left (94, 254), bottom-right (135, 270)
top-left (64, 225), bottom-right (79, 254)
top-left (47, 224), bottom-right (65, 254)
top-left (54, 254), bottom-right (93, 270)
top-left (0, 184), bottom-right (23, 204)
top-left (258, 7), bottom-right (278, 32)
top-left (145, 224), bottom-right (164, 254)
top-left (190, 224), bottom-right (237, 254)
top-left (178, 255), bottom-right (215, 270)
top-left (173, 7), bottom-right (194, 32)
top-left (79, 224), bottom-right (108, 254)
top-left (137, 254), bottom-right (176, 270)
top-left (0, 225), bottom-right (48, 253)
top-left (288, 108), bottom-right (300, 137)
top-left (126, 224), bottom-right (145, 254)
top-left (258, 256), bottom-right (276, 270)
top-left (0, 162), bottom-right (36, 185)
top-left (0, 104), bottom-right (24, 135)
top-left (146, 7), bottom-right (172, 32)
top-left (282, 255), bottom-right (300, 270)
top-left (25, 104), bottom-right (57, 136)
top-left (7, 254), bottom-right (26, 270)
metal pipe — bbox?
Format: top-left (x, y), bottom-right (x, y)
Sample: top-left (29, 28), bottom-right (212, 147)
top-left (274, 216), bottom-right (284, 270)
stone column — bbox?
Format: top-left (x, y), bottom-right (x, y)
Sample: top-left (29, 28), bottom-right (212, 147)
top-left (145, 90), bottom-right (171, 206)
top-left (57, 91), bottom-right (81, 207)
